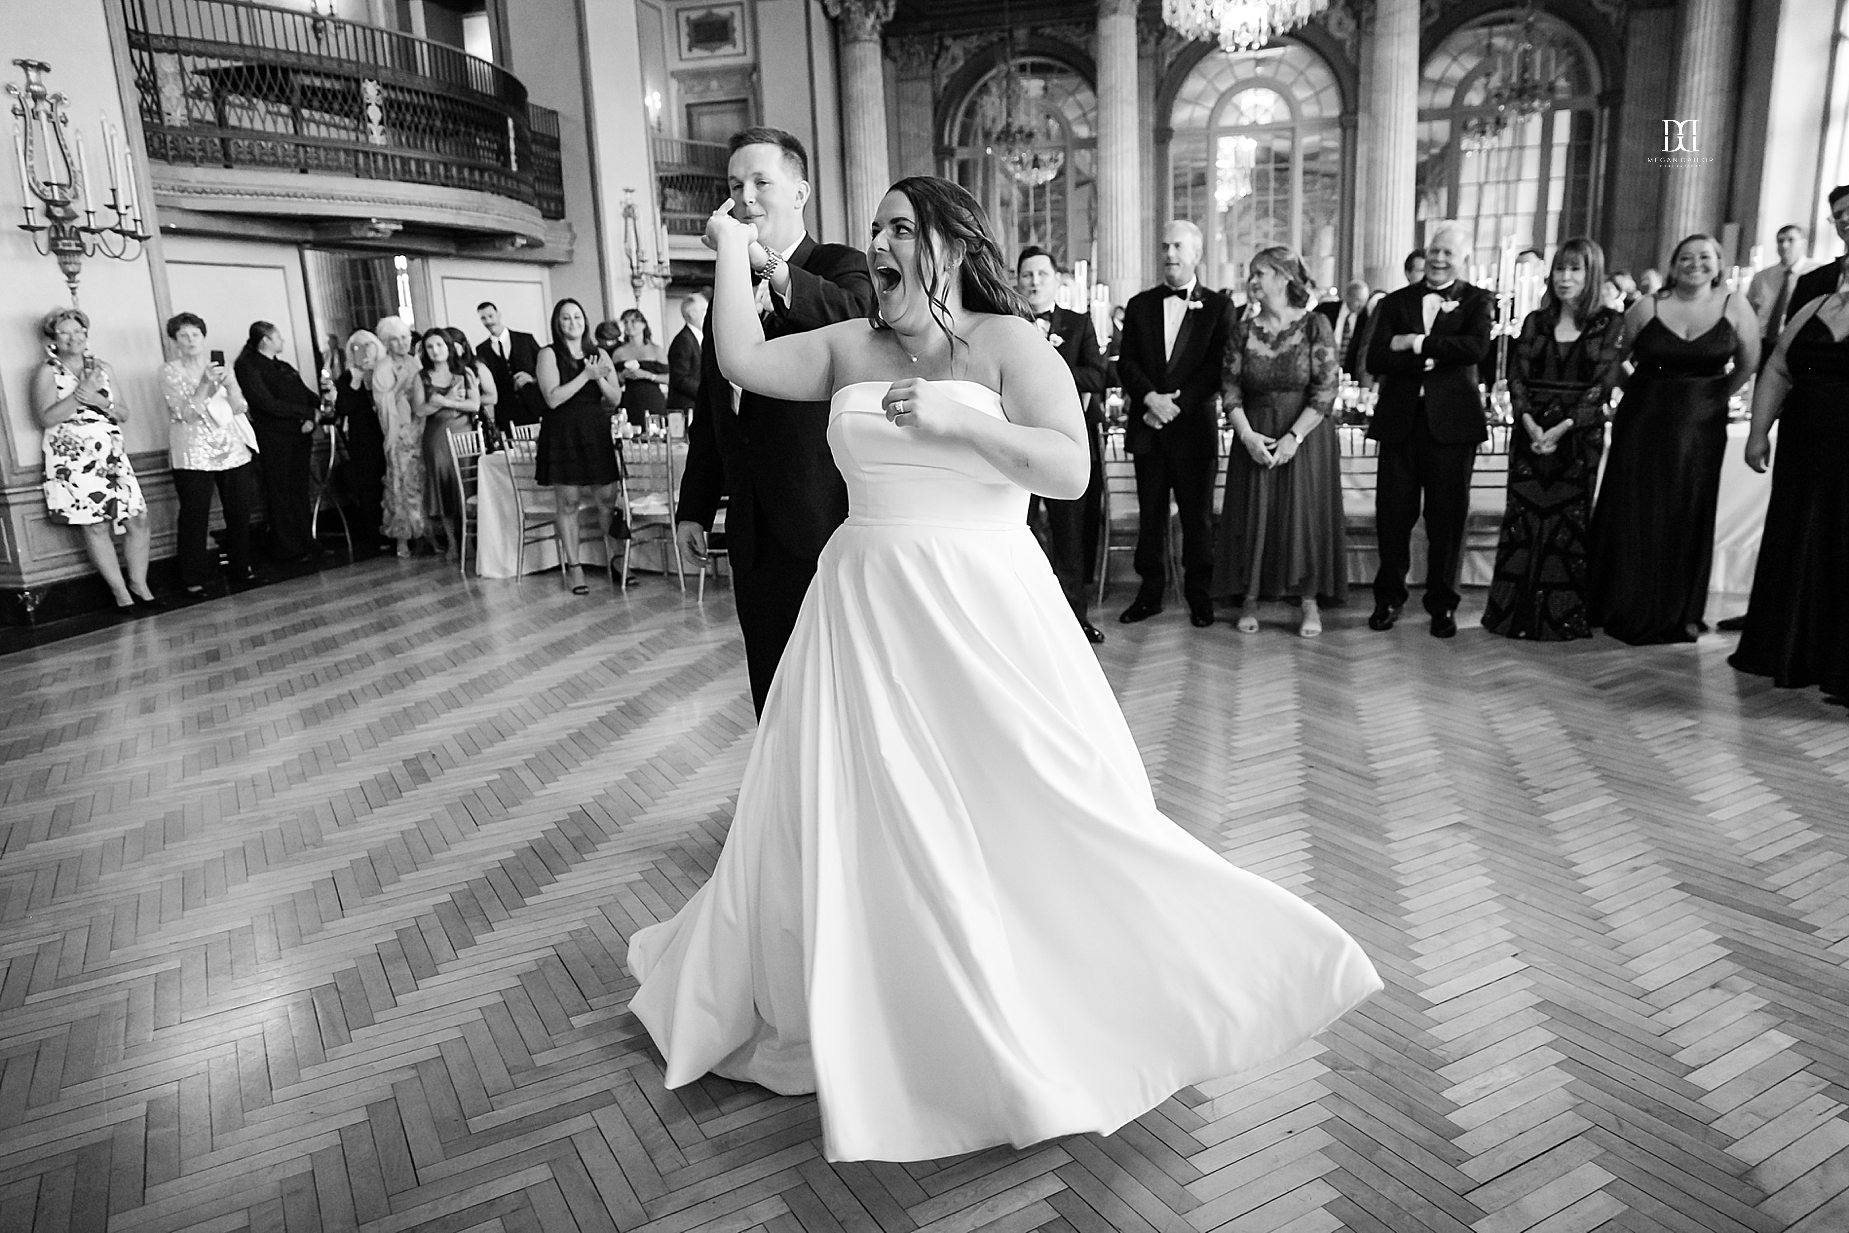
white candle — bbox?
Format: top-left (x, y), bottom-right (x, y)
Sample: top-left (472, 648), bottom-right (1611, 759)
top-left (102, 115), bottom-right (120, 200)
top-left (11, 120), bottom-right (29, 197)
top-left (75, 132), bottom-right (92, 211)
top-left (121, 149), bottom-right (136, 217)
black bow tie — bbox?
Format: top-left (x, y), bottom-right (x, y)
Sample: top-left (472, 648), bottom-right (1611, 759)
top-left (1034, 311), bottom-right (1054, 323)
top-left (1422, 281), bottom-right (1459, 300)
top-left (1162, 286), bottom-right (1193, 300)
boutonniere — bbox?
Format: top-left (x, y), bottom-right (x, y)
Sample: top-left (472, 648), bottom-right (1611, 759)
top-left (1185, 298), bottom-right (1204, 312)
top-left (1047, 332), bottom-right (1064, 348)
top-left (1436, 299), bottom-right (1460, 314)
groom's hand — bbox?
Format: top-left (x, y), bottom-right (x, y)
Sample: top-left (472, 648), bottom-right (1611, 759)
top-left (675, 519), bottom-right (708, 562)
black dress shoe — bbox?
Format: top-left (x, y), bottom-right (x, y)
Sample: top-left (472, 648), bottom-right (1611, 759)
top-left (1189, 602), bottom-right (1215, 628)
top-left (1078, 620), bottom-right (1105, 644)
top-left (1716, 614), bottom-right (1749, 632)
top-left (1367, 603), bottom-right (1401, 631)
top-left (1119, 598), bottom-right (1164, 624)
top-left (1431, 610), bottom-right (1458, 639)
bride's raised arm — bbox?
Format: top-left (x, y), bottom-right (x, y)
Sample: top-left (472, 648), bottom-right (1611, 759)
top-left (708, 201), bottom-right (841, 403)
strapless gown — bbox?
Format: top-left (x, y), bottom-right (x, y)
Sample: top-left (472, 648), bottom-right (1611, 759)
top-left (627, 380), bottom-right (1381, 1163)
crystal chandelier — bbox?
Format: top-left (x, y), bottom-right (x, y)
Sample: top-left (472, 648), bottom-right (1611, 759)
top-left (1162, 0), bottom-right (1329, 53)
top-left (1460, 5), bottom-right (1561, 155)
top-left (985, 11), bottom-right (1064, 188)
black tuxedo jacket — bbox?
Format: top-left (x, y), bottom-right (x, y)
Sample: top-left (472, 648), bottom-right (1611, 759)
top-left (476, 330), bottom-right (543, 420)
top-left (1792, 258), bottom-right (1843, 321)
top-left (667, 325), bottom-right (701, 411)
top-left (1365, 280), bottom-right (1494, 446)
top-left (677, 235), bottom-right (876, 573)
top-left (1116, 283), bottom-right (1232, 456)
top-left (1315, 299), bottom-right (1370, 375)
top-left (1033, 306), bottom-right (1108, 422)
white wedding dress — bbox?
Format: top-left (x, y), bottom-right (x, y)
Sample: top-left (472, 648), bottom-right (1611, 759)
top-left (627, 379), bottom-right (1381, 1163)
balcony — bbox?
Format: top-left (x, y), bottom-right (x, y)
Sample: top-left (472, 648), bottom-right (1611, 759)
top-left (121, 0), bottom-right (566, 239)
top-left (654, 136), bottom-right (727, 237)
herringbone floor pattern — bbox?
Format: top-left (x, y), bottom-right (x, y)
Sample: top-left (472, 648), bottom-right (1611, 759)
top-left (2, 558), bottom-right (1846, 1233)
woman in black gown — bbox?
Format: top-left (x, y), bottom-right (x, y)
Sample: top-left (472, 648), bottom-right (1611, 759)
top-left (610, 309), bottom-right (670, 430)
top-left (1590, 235), bottom-right (1760, 644)
top-left (334, 330), bottom-right (388, 555)
top-left (1484, 238), bottom-right (1625, 640)
top-left (1729, 289), bottom-right (1849, 699)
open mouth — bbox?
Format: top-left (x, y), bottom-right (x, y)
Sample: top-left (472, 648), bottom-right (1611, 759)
top-left (874, 265), bottom-right (903, 294)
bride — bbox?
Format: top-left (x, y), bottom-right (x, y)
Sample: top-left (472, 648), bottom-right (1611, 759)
top-left (627, 176), bottom-right (1380, 1163)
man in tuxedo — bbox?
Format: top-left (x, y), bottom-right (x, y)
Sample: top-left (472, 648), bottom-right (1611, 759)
top-left (1017, 245), bottom-right (1110, 643)
top-left (1790, 186), bottom-right (1849, 321)
top-left (474, 302), bottom-right (543, 435)
top-left (1316, 279), bottom-right (1371, 377)
top-left (1364, 222), bottom-right (1494, 638)
top-left (1116, 220), bottom-right (1232, 628)
top-left (674, 127), bottom-right (875, 715)
top-left (666, 290), bottom-right (706, 416)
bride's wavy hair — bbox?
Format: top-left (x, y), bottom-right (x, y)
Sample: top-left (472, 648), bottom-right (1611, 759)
top-left (873, 176), bottom-right (1027, 352)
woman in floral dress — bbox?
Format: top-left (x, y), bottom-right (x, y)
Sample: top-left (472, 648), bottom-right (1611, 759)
top-left (374, 316), bottom-right (428, 555)
top-left (32, 307), bottom-right (156, 613)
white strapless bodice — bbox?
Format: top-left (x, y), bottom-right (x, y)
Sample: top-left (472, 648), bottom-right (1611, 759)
top-left (828, 380), bottom-right (1027, 527)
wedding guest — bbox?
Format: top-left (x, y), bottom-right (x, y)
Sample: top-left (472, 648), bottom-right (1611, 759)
top-left (411, 328), bottom-right (482, 564)
top-left (667, 291), bottom-right (706, 419)
top-left (1315, 279), bottom-right (1371, 377)
top-left (1116, 220), bottom-right (1232, 628)
top-left (1213, 246), bottom-right (1346, 636)
top-left (334, 330), bottom-right (388, 555)
top-left (1747, 225), bottom-right (1818, 350)
top-left (673, 126), bottom-right (876, 713)
top-left (1610, 270), bottom-right (1640, 307)
top-left (235, 320), bottom-right (323, 562)
top-left (375, 315), bottom-right (426, 557)
top-left (1600, 276), bottom-right (1627, 314)
top-left (610, 308), bottom-right (670, 429)
top-left (1590, 234), bottom-right (1760, 643)
top-left (536, 297), bottom-right (625, 595)
top-left (1636, 268), bottom-right (1663, 297)
top-left (1364, 222), bottom-right (1494, 638)
top-left (31, 307), bottom-right (155, 613)
top-left (1482, 238), bottom-right (1625, 641)
top-left (162, 313), bottom-right (260, 595)
top-left (1789, 187), bottom-right (1849, 317)
top-left (475, 301), bottom-right (543, 435)
top-left (447, 325), bottom-right (495, 443)
top-left (1403, 249), bottom-right (1427, 286)
top-left (1017, 245), bottom-right (1109, 642)
top-left (1729, 286), bottom-right (1849, 698)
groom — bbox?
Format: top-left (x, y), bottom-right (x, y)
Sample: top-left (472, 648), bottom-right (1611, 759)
top-left (675, 127), bottom-right (875, 714)
top-left (1363, 221), bottom-right (1493, 638)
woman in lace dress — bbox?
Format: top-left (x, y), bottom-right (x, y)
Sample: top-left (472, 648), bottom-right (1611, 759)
top-left (374, 316), bottom-right (427, 556)
top-left (1211, 247), bottom-right (1347, 636)
top-left (32, 307), bottom-right (156, 613)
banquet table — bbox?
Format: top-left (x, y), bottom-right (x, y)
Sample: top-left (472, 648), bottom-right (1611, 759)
top-left (474, 440), bottom-right (690, 579)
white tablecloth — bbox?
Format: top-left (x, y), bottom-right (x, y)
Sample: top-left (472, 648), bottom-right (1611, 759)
top-left (474, 454), bottom-right (608, 579)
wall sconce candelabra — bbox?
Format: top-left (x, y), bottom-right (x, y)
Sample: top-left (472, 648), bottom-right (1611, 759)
top-left (8, 59), bottom-right (149, 306)
top-left (621, 187), bottom-right (671, 301)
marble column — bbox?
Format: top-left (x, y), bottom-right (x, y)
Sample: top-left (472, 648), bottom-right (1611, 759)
top-left (1096, 0), bottom-right (1142, 304)
top-left (1358, 0), bottom-right (1418, 290)
top-left (890, 36), bottom-right (937, 180)
top-left (1660, 0), bottom-right (1742, 247)
top-left (824, 0), bottom-right (895, 234)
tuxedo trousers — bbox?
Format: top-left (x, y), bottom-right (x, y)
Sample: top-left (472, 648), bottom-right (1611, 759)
top-left (734, 529), bottom-right (824, 717)
top-left (1029, 434), bottom-right (1104, 619)
top-left (1132, 442), bottom-right (1217, 605)
top-left (1373, 416), bottom-right (1477, 615)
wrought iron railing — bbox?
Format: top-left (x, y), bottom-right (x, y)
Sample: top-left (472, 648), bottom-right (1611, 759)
top-left (120, 0), bottom-right (565, 220)
top-left (653, 136), bottom-right (728, 236)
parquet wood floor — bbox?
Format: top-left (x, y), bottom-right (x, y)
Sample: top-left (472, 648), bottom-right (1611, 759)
top-left (2, 559), bottom-right (1846, 1233)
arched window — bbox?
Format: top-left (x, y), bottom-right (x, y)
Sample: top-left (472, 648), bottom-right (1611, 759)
top-left (945, 55), bottom-right (1097, 267)
top-left (1416, 12), bottom-right (1600, 271)
top-left (1170, 42), bottom-right (1346, 292)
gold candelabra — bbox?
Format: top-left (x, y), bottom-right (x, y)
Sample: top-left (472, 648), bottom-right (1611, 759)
top-left (8, 59), bottom-right (150, 306)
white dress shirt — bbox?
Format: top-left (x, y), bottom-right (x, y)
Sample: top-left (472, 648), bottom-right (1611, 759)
top-left (1162, 279), bottom-right (1198, 361)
